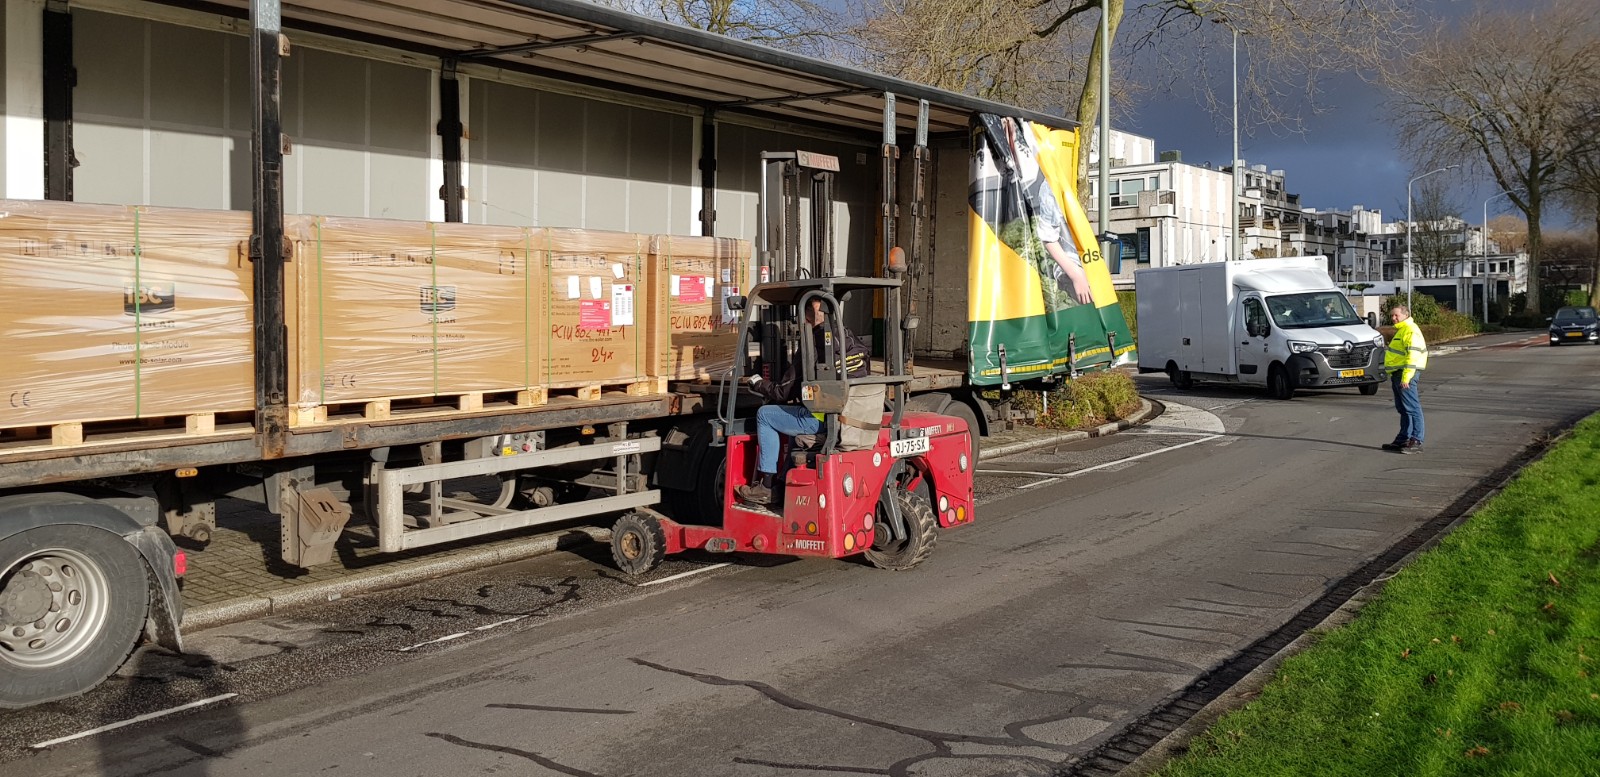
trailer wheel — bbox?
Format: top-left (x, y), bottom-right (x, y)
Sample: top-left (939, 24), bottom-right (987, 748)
top-left (610, 512), bottom-right (666, 577)
top-left (864, 488), bottom-right (937, 571)
top-left (0, 525), bottom-right (149, 709)
top-left (940, 398), bottom-right (982, 462)
top-left (1268, 364), bottom-right (1295, 400)
top-left (1359, 382), bottom-right (1381, 396)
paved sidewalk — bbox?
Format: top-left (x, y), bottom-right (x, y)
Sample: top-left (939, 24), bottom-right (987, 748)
top-left (179, 399), bottom-right (1158, 629)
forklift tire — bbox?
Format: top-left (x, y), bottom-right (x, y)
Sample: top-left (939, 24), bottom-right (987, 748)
top-left (1359, 382), bottom-right (1381, 396)
top-left (864, 489), bottom-right (937, 572)
top-left (610, 512), bottom-right (666, 577)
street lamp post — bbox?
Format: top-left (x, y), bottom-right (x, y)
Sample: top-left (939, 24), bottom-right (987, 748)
top-left (1231, 26), bottom-right (1240, 263)
top-left (1482, 188), bottom-right (1522, 323)
top-left (1406, 165), bottom-right (1458, 311)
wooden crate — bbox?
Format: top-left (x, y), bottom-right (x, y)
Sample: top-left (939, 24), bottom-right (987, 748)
top-left (647, 235), bottom-right (751, 383)
top-left (539, 228), bottom-right (661, 396)
top-left (0, 200), bottom-right (254, 436)
top-left (286, 216), bottom-right (542, 424)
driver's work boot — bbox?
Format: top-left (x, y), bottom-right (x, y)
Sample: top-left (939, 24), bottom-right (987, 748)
top-left (735, 474), bottom-right (774, 506)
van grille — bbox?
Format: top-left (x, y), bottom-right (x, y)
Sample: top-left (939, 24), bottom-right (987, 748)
top-left (1319, 344), bottom-right (1374, 369)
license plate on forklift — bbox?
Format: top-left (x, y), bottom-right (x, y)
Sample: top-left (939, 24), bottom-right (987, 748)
top-left (890, 436), bottom-right (931, 458)
top-left (1339, 369), bottom-right (1365, 378)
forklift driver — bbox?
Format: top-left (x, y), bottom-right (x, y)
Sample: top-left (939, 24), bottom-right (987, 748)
top-left (736, 298), bottom-right (870, 507)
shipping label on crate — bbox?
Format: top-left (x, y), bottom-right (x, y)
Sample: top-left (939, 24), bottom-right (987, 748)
top-left (648, 235), bottom-right (751, 382)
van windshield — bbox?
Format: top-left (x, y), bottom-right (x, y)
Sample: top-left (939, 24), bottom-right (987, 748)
top-left (1265, 292), bottom-right (1362, 330)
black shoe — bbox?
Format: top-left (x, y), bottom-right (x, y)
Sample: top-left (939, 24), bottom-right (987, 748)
top-left (1381, 441), bottom-right (1406, 451)
top-left (1400, 440), bottom-right (1424, 454)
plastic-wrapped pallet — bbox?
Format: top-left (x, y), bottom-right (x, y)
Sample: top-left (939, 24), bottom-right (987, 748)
top-left (0, 200), bottom-right (254, 437)
top-left (286, 216), bottom-right (542, 423)
top-left (538, 228), bottom-right (659, 394)
top-left (647, 235), bottom-right (751, 383)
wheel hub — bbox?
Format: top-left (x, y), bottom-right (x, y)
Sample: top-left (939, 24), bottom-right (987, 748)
top-left (619, 532), bottom-right (642, 561)
top-left (0, 552), bottom-right (105, 669)
top-left (0, 569), bottom-right (53, 625)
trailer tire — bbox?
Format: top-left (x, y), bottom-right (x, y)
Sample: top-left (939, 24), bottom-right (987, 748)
top-left (864, 488), bottom-right (937, 572)
top-left (940, 398), bottom-right (982, 462)
top-left (1359, 382), bottom-right (1381, 396)
top-left (610, 512), bottom-right (666, 577)
top-left (1268, 364), bottom-right (1295, 400)
top-left (0, 525), bottom-right (149, 709)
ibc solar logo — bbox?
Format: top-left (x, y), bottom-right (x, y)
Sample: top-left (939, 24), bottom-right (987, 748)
top-left (123, 283), bottom-right (176, 315)
top-left (419, 285), bottom-right (458, 314)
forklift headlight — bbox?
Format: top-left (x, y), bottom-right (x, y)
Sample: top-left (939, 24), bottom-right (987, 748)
top-left (959, 453), bottom-right (969, 473)
top-left (842, 475), bottom-right (854, 496)
top-left (938, 495), bottom-right (949, 513)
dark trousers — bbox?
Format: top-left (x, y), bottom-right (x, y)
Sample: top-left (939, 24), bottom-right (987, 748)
top-left (1390, 372), bottom-right (1423, 443)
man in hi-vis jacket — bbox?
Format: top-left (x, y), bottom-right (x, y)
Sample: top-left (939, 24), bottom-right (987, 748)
top-left (1381, 304), bottom-right (1429, 454)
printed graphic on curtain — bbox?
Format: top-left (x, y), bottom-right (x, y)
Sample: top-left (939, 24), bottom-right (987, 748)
top-left (967, 114), bottom-right (1137, 385)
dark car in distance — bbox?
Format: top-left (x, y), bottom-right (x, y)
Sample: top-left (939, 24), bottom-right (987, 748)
top-left (1549, 306), bottom-right (1600, 346)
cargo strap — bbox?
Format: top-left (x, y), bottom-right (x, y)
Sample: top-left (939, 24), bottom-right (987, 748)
top-left (841, 416), bottom-right (882, 432)
top-left (133, 207), bottom-right (143, 417)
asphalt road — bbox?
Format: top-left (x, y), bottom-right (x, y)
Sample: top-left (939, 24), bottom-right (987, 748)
top-left (3, 332), bottom-right (1596, 777)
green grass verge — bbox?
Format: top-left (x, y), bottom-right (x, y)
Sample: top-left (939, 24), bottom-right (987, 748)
top-left (1155, 416), bottom-right (1600, 777)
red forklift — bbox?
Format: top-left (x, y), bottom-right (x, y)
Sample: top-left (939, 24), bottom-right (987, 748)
top-left (608, 148), bottom-right (976, 575)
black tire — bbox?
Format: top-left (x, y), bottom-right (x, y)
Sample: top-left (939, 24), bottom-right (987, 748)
top-left (1166, 362), bottom-right (1193, 390)
top-left (0, 525), bottom-right (149, 709)
top-left (1359, 382), bottom-right (1381, 396)
top-left (940, 397), bottom-right (983, 463)
top-left (863, 488), bottom-right (938, 571)
top-left (1267, 364), bottom-right (1295, 400)
top-left (1549, 341), bottom-right (1559, 347)
top-left (610, 512), bottom-right (666, 577)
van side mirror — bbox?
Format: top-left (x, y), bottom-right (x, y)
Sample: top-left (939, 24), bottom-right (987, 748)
top-left (1367, 312), bottom-right (1378, 328)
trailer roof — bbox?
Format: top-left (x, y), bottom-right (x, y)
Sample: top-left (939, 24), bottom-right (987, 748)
top-left (195, 0), bottom-right (1076, 136)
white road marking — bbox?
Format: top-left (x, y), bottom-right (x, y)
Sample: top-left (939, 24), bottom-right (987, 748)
top-left (32, 693), bottom-right (239, 749)
top-left (399, 631), bottom-right (472, 652)
top-left (475, 616), bottom-right (529, 631)
top-left (981, 434), bottom-right (1223, 488)
top-left (639, 563), bottom-right (731, 587)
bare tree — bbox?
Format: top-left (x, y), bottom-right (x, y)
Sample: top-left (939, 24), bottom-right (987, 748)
top-left (600, 0), bottom-right (842, 55)
top-left (1553, 91), bottom-right (1600, 305)
top-left (1405, 183), bottom-right (1466, 280)
top-left (1386, 0), bottom-right (1600, 314)
top-left (848, 1), bottom-right (1418, 144)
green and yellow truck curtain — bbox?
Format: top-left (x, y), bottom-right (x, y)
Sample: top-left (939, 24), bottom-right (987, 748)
top-left (967, 114), bottom-right (1136, 385)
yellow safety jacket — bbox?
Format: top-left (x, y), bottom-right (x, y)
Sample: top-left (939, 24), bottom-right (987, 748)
top-left (1384, 318), bottom-right (1428, 383)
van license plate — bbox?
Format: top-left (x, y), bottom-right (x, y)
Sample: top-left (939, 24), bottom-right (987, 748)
top-left (890, 436), bottom-right (931, 458)
top-left (1339, 369), bottom-right (1364, 378)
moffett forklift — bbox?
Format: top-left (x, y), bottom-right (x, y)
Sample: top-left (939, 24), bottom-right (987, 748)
top-left (608, 145), bottom-right (976, 575)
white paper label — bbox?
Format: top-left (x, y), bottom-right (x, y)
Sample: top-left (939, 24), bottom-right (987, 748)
top-left (611, 262), bottom-right (625, 279)
top-left (721, 268), bottom-right (732, 283)
top-left (589, 276), bottom-right (602, 299)
top-left (566, 276), bottom-right (580, 299)
top-left (670, 274), bottom-right (681, 296)
top-left (611, 284), bottom-right (635, 326)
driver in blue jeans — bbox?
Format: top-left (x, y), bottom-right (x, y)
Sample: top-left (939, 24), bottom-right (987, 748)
top-left (735, 298), bottom-right (869, 507)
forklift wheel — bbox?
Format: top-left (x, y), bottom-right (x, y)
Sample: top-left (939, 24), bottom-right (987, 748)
top-left (610, 512), bottom-right (666, 577)
top-left (864, 489), bottom-right (937, 572)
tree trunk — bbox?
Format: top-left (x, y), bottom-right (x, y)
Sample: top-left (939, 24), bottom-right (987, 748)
top-left (1074, 0), bottom-right (1124, 194)
top-left (1526, 201), bottom-right (1544, 314)
top-left (1590, 205), bottom-right (1600, 308)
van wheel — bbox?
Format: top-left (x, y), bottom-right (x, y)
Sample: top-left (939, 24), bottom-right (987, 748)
top-left (1268, 364), bottom-right (1295, 400)
top-left (1359, 382), bottom-right (1380, 396)
top-left (1166, 362), bottom-right (1193, 390)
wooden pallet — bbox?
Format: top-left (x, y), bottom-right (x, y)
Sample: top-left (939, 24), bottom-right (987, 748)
top-left (547, 378), bottom-right (668, 402)
top-left (289, 389), bottom-right (551, 427)
top-left (0, 411), bottom-right (250, 452)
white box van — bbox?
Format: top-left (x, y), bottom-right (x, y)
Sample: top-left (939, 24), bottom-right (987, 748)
top-left (1134, 258), bottom-right (1386, 399)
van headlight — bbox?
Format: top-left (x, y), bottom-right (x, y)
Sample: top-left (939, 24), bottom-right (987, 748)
top-left (1372, 335), bottom-right (1385, 347)
top-left (1289, 341), bottom-right (1318, 354)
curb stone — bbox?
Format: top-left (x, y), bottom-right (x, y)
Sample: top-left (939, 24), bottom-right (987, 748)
top-left (978, 398), bottom-right (1161, 461)
top-left (183, 397), bottom-right (1160, 632)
